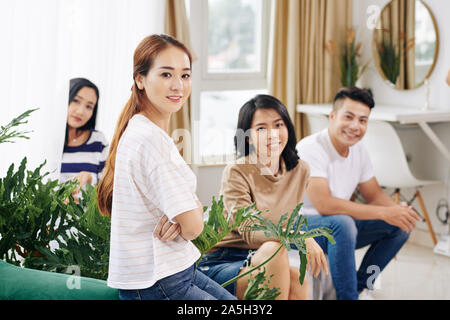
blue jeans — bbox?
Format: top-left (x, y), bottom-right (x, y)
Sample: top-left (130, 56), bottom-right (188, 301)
top-left (119, 264), bottom-right (237, 300)
top-left (197, 247), bottom-right (256, 296)
top-left (297, 214), bottom-right (409, 300)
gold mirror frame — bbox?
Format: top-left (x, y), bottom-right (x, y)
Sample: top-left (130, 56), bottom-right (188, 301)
top-left (372, 0), bottom-right (439, 90)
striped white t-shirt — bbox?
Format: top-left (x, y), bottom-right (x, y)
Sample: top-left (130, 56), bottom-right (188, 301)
top-left (107, 114), bottom-right (200, 290)
top-left (60, 130), bottom-right (109, 185)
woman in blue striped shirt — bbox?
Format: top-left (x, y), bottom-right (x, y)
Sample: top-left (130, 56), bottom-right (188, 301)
top-left (60, 78), bottom-right (109, 200)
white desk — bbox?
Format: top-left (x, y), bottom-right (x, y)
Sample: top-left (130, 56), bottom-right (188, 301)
top-left (297, 104), bottom-right (450, 163)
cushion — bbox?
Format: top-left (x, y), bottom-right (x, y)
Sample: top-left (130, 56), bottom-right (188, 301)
top-left (0, 260), bottom-right (119, 300)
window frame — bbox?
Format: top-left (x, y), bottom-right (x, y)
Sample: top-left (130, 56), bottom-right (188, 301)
top-left (199, 0), bottom-right (270, 84)
top-left (188, 0), bottom-right (273, 165)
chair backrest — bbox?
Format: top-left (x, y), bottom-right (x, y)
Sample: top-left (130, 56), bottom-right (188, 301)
top-left (362, 120), bottom-right (418, 188)
top-left (306, 114), bottom-right (329, 135)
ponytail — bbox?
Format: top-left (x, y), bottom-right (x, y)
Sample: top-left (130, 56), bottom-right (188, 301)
top-left (97, 85), bottom-right (141, 217)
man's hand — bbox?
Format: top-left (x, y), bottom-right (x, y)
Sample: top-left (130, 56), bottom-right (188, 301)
top-left (154, 215), bottom-right (182, 241)
top-left (380, 202), bottom-right (421, 233)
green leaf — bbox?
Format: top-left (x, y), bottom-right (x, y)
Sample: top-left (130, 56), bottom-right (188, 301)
top-left (0, 151), bottom-right (111, 279)
top-left (0, 108), bottom-right (38, 145)
top-left (299, 251), bottom-right (307, 285)
top-left (193, 197), bottom-right (260, 256)
top-left (243, 267), bottom-right (281, 300)
top-left (246, 202), bottom-right (335, 288)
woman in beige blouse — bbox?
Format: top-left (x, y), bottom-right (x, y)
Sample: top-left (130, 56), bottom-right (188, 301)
top-left (197, 95), bottom-right (328, 300)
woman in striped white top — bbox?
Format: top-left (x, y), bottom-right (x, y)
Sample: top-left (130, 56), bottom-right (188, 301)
top-left (60, 78), bottom-right (109, 198)
top-left (96, 34), bottom-right (235, 300)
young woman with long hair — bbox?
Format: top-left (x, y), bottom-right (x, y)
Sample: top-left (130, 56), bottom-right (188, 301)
top-left (197, 95), bottom-right (329, 300)
top-left (97, 34), bottom-right (235, 300)
top-left (61, 77), bottom-right (108, 201)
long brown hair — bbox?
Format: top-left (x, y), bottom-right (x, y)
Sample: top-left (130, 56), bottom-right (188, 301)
top-left (97, 34), bottom-right (192, 217)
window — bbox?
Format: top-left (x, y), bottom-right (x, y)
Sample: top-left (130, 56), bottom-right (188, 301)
top-left (207, 0), bottom-right (263, 73)
top-left (414, 0), bottom-right (436, 65)
top-left (188, 0), bottom-right (272, 165)
top-left (199, 89), bottom-right (267, 163)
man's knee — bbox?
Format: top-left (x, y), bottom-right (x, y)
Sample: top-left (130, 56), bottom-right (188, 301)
top-left (328, 214), bottom-right (357, 239)
top-left (392, 226), bottom-right (410, 244)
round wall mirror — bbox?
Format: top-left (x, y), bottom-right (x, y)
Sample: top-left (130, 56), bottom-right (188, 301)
top-left (372, 0), bottom-right (439, 90)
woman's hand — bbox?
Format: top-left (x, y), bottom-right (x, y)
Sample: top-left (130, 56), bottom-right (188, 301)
top-left (74, 171), bottom-right (93, 190)
top-left (63, 171), bottom-right (93, 204)
top-left (72, 171), bottom-right (93, 203)
top-left (305, 238), bottom-right (329, 278)
top-left (154, 215), bottom-right (182, 241)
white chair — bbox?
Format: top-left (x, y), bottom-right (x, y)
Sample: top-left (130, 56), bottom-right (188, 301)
top-left (362, 120), bottom-right (439, 245)
top-left (298, 115), bottom-right (338, 299)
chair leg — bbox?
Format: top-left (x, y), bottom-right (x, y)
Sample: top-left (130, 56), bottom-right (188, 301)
top-left (415, 190), bottom-right (438, 246)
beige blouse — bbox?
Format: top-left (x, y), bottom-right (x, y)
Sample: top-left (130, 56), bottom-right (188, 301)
top-left (216, 154), bottom-right (310, 250)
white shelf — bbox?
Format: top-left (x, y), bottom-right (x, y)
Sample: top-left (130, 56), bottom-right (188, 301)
top-left (296, 104), bottom-right (450, 124)
top-left (297, 103), bottom-right (450, 163)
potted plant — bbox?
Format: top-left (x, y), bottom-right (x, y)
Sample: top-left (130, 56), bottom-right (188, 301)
top-left (326, 28), bottom-right (369, 87)
top-left (0, 109), bottom-right (118, 299)
top-left (193, 196), bottom-right (335, 299)
top-left (376, 29), bottom-right (415, 87)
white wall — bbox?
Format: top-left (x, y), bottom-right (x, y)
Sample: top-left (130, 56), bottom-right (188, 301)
top-left (0, 0), bottom-right (165, 178)
top-left (352, 0), bottom-right (450, 242)
top-left (197, 165), bottom-right (227, 206)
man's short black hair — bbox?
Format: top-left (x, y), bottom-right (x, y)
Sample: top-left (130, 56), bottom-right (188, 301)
top-left (333, 87), bottom-right (375, 111)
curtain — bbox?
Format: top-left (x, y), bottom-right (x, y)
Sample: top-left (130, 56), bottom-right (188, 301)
top-left (165, 0), bottom-right (196, 163)
top-left (0, 0), bottom-right (165, 178)
top-left (398, 0), bottom-right (416, 89)
top-left (377, 0), bottom-right (416, 90)
top-left (270, 0), bottom-right (352, 140)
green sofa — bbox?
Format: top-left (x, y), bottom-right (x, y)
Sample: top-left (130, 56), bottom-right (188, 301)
top-left (0, 260), bottom-right (119, 300)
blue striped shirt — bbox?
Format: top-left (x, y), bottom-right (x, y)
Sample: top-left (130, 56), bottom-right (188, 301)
top-left (60, 130), bottom-right (109, 185)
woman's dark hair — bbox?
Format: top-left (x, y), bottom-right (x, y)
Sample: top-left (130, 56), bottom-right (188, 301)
top-left (65, 77), bottom-right (100, 145)
top-left (234, 94), bottom-right (299, 171)
top-left (333, 86), bottom-right (374, 110)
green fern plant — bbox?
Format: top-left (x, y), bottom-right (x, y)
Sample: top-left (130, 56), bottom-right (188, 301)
top-left (222, 203), bottom-right (335, 287)
top-left (192, 196), bottom-right (260, 258)
top-left (26, 184), bottom-right (111, 280)
top-left (0, 108), bottom-right (77, 264)
top-left (0, 108), bottom-right (38, 145)
top-left (0, 109), bottom-right (111, 279)
top-left (0, 157), bottom-right (79, 265)
top-left (193, 198), bottom-right (335, 299)
top-left (243, 267), bottom-right (280, 300)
